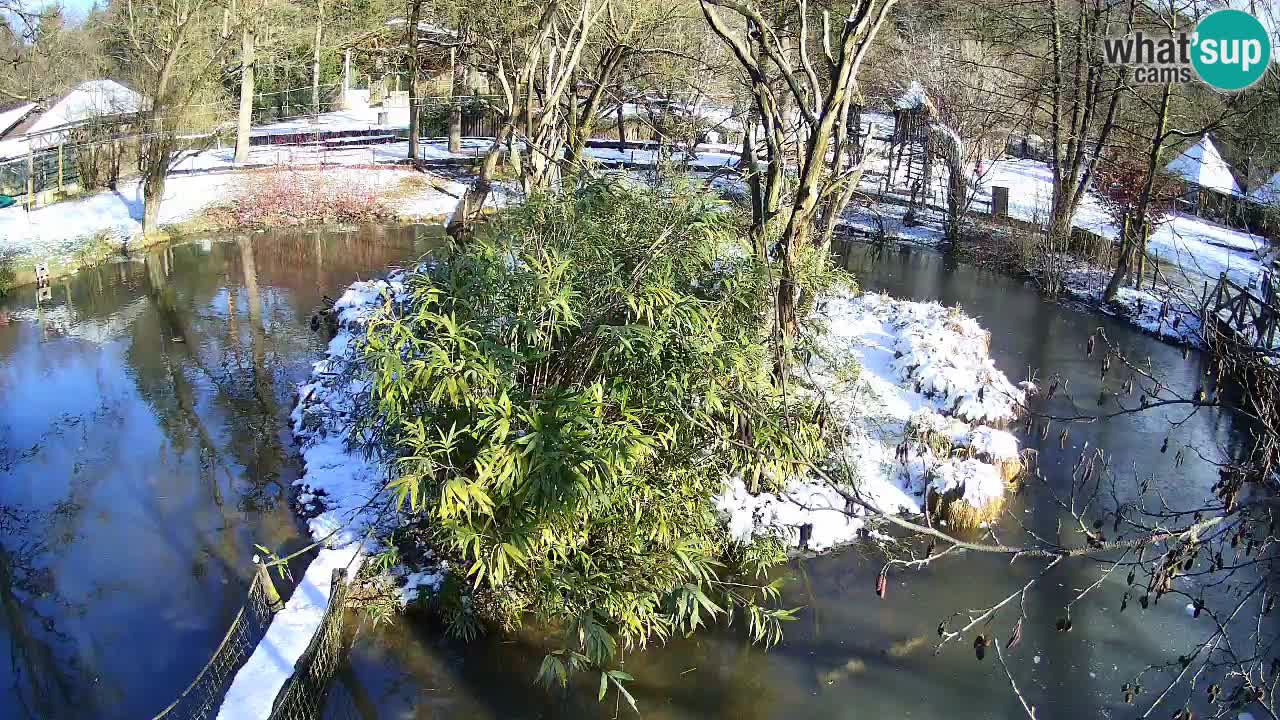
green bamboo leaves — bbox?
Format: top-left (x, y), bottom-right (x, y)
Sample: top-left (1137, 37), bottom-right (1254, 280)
top-left (359, 179), bottom-right (833, 706)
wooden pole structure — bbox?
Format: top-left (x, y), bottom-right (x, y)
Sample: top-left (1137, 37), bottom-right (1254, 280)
top-left (312, 0), bottom-right (324, 118)
top-left (57, 145), bottom-right (64, 193)
top-left (255, 557), bottom-right (285, 612)
top-left (343, 48), bottom-right (351, 98)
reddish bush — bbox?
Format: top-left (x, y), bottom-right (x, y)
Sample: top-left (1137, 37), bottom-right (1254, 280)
top-left (220, 170), bottom-right (396, 229)
top-left (1092, 157), bottom-right (1183, 232)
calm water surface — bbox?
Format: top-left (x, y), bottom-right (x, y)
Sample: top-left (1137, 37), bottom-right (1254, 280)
top-left (0, 226), bottom-right (442, 719)
top-left (0, 231), bottom-right (1253, 720)
top-left (330, 242), bottom-right (1253, 720)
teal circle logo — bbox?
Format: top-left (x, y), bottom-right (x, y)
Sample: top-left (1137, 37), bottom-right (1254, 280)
top-left (1192, 9), bottom-right (1272, 91)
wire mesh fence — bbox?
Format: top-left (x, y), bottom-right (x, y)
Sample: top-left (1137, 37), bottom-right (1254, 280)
top-left (267, 569), bottom-right (352, 720)
top-left (148, 570), bottom-right (278, 720)
top-left (0, 146), bottom-right (80, 198)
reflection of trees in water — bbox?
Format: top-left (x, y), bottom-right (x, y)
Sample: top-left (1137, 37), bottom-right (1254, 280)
top-left (0, 504), bottom-right (97, 720)
top-left (0, 227), bottom-right (439, 720)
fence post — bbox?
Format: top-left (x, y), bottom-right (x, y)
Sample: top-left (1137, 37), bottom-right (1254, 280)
top-left (26, 148), bottom-right (34, 208)
top-left (255, 557), bottom-right (285, 613)
top-left (57, 144), bottom-right (64, 193)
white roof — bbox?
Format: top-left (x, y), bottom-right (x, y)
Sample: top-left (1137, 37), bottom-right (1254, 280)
top-left (385, 17), bottom-right (456, 36)
top-left (1248, 171), bottom-right (1280, 206)
top-left (0, 103), bottom-right (36, 136)
top-left (26, 80), bottom-right (143, 137)
top-left (896, 81), bottom-right (932, 111)
top-left (1165, 134), bottom-right (1241, 196)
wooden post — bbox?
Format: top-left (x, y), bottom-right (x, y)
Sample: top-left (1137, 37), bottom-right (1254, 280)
top-left (255, 557), bottom-right (285, 612)
top-left (991, 186), bottom-right (1009, 218)
top-left (57, 144), bottom-right (64, 193)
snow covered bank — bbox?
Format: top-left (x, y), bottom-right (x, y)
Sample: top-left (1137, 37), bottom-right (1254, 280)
top-left (977, 158), bottom-right (1272, 291)
top-left (286, 275), bottom-right (450, 606)
top-left (216, 276), bottom-right (444, 720)
top-left (0, 167), bottom-right (466, 273)
top-left (720, 293), bottom-right (1029, 551)
top-left (1059, 264), bottom-right (1205, 347)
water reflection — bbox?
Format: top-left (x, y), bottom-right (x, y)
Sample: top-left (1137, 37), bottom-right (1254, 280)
top-left (333, 241), bottom-right (1256, 720)
top-left (0, 225), bottom-right (442, 719)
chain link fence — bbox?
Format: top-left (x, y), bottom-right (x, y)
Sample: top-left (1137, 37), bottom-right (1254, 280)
top-left (145, 565), bottom-right (355, 720)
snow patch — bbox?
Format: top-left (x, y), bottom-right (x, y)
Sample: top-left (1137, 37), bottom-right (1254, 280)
top-left (718, 292), bottom-right (1026, 551)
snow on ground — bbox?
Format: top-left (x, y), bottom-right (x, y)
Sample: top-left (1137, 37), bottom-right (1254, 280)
top-left (719, 292), bottom-right (1026, 551)
top-left (0, 172), bottom-right (239, 262)
top-left (584, 145), bottom-right (741, 168)
top-left (840, 199), bottom-right (948, 246)
top-left (218, 275), bottom-right (447, 720)
top-left (976, 158), bottom-right (1272, 291)
top-left (0, 164), bottom-right (466, 267)
top-left (1060, 263), bottom-right (1205, 347)
top-left (848, 151), bottom-right (1271, 295)
top-left (289, 276), bottom-right (449, 599)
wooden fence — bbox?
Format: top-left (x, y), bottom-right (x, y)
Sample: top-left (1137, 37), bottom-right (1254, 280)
top-left (1205, 271), bottom-right (1280, 354)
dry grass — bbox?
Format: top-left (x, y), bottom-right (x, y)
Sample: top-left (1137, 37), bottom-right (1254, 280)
top-left (928, 488), bottom-right (1007, 530)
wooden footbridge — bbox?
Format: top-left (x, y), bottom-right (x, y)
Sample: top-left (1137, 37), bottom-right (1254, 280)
top-left (1204, 270), bottom-right (1280, 357)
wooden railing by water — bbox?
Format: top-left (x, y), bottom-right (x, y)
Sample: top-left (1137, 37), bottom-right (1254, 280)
top-left (1205, 271), bottom-right (1280, 355)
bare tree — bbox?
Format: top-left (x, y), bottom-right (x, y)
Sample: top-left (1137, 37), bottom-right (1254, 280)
top-left (111, 0), bottom-right (227, 233)
top-left (699, 0), bottom-right (896, 337)
top-left (433, 0), bottom-right (604, 236)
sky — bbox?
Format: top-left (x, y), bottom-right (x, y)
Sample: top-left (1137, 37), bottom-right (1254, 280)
top-left (26, 0), bottom-right (97, 20)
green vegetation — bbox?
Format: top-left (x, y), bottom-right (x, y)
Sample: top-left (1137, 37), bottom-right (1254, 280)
top-left (0, 250), bottom-right (15, 297)
top-left (360, 180), bottom-right (830, 700)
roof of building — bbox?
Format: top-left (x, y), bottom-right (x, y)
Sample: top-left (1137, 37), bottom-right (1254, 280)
top-left (0, 103), bottom-right (38, 137)
top-left (1247, 171), bottom-right (1280, 206)
top-left (26, 80), bottom-right (143, 137)
top-left (1165, 134), bottom-right (1242, 196)
top-left (0, 80), bottom-right (144, 161)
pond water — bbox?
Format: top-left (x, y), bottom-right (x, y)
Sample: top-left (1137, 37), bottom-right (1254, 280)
top-left (328, 242), bottom-right (1253, 720)
top-left (0, 229), bottom-right (1252, 720)
top-left (0, 226), bottom-right (443, 720)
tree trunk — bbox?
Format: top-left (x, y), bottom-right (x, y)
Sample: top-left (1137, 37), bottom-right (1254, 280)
top-left (1104, 80), bottom-right (1172, 303)
top-left (741, 115), bottom-right (766, 257)
top-left (448, 46), bottom-right (463, 153)
top-left (234, 26), bottom-right (256, 164)
top-left (143, 164), bottom-right (166, 234)
top-left (615, 99), bottom-right (626, 150)
top-left (406, 0), bottom-right (423, 161)
top-left (312, 0), bottom-right (323, 117)
top-left (928, 123), bottom-right (967, 248)
top-left (447, 122), bottom-right (514, 238)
